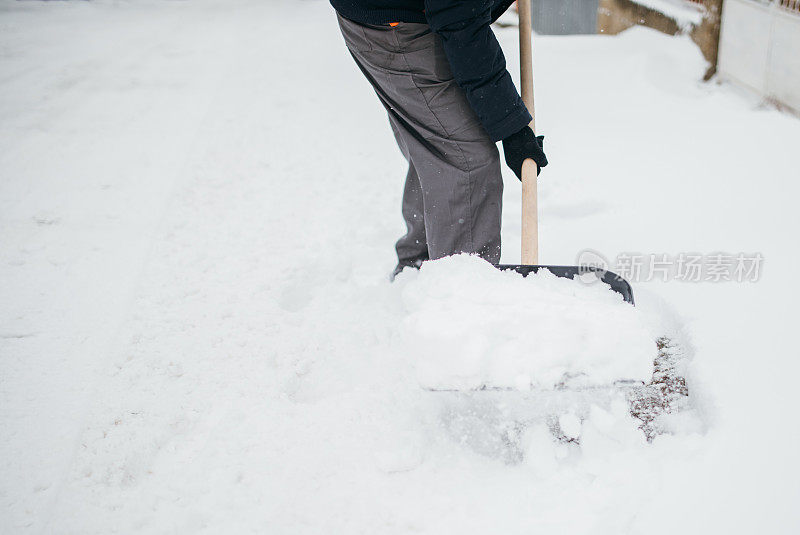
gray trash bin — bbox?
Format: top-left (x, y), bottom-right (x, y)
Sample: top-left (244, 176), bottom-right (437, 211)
top-left (532, 0), bottom-right (599, 35)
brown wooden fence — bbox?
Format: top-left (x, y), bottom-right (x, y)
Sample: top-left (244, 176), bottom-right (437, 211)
top-left (779, 0), bottom-right (800, 13)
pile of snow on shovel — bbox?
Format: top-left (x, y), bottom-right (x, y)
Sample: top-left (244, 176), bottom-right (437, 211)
top-left (395, 254), bottom-right (656, 391)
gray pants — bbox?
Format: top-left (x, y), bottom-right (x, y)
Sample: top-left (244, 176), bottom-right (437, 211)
top-left (337, 14), bottom-right (503, 264)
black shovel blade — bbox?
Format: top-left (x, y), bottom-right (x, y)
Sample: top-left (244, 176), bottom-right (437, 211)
top-left (495, 264), bottom-right (635, 305)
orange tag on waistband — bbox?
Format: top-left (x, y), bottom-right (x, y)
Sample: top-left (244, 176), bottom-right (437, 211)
top-left (389, 22), bottom-right (399, 27)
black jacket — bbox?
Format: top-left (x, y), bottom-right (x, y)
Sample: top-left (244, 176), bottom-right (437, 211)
top-left (330, 0), bottom-right (531, 142)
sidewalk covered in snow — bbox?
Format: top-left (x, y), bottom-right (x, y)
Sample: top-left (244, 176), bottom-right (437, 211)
top-left (1, 0), bottom-right (799, 533)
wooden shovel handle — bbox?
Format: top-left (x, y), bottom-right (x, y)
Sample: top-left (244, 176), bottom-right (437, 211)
top-left (521, 159), bottom-right (538, 264)
top-left (518, 0), bottom-right (535, 128)
top-left (517, 0), bottom-right (538, 265)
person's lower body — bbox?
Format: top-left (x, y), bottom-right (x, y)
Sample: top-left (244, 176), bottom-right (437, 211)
top-left (336, 14), bottom-right (503, 273)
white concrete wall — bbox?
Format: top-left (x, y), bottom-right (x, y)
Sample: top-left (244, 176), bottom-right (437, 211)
top-left (718, 0), bottom-right (800, 112)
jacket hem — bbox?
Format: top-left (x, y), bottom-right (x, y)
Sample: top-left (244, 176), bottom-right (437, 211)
top-left (330, 3), bottom-right (427, 25)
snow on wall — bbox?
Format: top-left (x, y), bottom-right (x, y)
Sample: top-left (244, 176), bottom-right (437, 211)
top-left (718, 0), bottom-right (800, 113)
top-left (628, 0), bottom-right (705, 28)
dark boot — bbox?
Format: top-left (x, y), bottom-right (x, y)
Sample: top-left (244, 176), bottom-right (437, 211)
top-left (390, 255), bottom-right (427, 281)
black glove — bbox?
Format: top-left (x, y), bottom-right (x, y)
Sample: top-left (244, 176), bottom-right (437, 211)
top-left (502, 126), bottom-right (548, 180)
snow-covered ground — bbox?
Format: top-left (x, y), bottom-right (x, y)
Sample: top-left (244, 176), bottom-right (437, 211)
top-left (1, 0), bottom-right (799, 533)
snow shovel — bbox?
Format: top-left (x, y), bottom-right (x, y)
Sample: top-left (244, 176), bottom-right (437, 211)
top-left (496, 0), bottom-right (634, 305)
